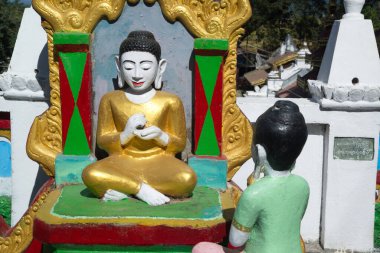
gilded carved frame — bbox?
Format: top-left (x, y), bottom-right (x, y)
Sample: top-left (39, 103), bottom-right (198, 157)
top-left (0, 0), bottom-right (252, 252)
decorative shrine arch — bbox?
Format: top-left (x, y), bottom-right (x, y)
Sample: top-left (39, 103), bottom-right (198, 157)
top-left (0, 0), bottom-right (252, 251)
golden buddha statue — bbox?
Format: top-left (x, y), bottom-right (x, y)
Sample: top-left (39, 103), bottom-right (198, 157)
top-left (82, 31), bottom-right (197, 206)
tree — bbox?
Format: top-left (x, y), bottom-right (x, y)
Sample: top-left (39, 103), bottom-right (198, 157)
top-left (241, 0), bottom-right (327, 52)
top-left (362, 0), bottom-right (380, 30)
top-left (0, 0), bottom-right (25, 71)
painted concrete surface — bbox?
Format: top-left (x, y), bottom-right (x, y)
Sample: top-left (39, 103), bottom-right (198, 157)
top-left (0, 140), bottom-right (11, 177)
top-left (8, 8), bottom-right (48, 78)
top-left (188, 157), bottom-right (227, 190)
top-left (55, 155), bottom-right (95, 186)
top-left (318, 19), bottom-right (380, 86)
top-left (0, 97), bottom-right (48, 226)
top-left (0, 178), bottom-right (11, 196)
top-left (237, 97), bottom-right (380, 252)
top-left (92, 2), bottom-right (194, 150)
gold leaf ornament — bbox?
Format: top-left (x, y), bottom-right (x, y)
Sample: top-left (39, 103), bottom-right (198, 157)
top-left (32, 0), bottom-right (125, 32)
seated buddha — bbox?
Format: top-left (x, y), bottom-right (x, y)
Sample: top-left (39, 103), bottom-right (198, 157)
top-left (82, 31), bottom-right (197, 206)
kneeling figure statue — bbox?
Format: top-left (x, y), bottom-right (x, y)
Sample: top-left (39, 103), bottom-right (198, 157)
top-left (193, 101), bottom-right (309, 253)
top-left (82, 31), bottom-right (197, 206)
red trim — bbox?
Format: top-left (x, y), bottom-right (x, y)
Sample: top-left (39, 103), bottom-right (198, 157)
top-left (227, 242), bottom-right (244, 251)
top-left (0, 216), bottom-right (9, 236)
top-left (194, 62), bottom-right (208, 152)
top-left (59, 57), bottom-right (75, 149)
top-left (210, 64), bottom-right (223, 155)
top-left (55, 44), bottom-right (89, 53)
top-left (77, 53), bottom-right (92, 151)
top-left (24, 239), bottom-right (43, 253)
top-left (188, 155), bottom-right (227, 161)
top-left (33, 220), bottom-right (226, 246)
top-left (0, 119), bottom-right (10, 129)
top-left (194, 49), bottom-right (228, 56)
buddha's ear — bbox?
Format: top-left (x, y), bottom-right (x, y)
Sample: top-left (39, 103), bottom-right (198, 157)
top-left (115, 55), bottom-right (124, 88)
top-left (154, 59), bottom-right (167, 90)
top-left (256, 144), bottom-right (267, 165)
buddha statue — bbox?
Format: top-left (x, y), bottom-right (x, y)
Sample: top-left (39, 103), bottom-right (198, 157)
top-left (82, 31), bottom-right (197, 206)
top-left (192, 101), bottom-right (309, 253)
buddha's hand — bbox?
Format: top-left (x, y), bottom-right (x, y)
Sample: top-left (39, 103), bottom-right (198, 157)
top-left (134, 126), bottom-right (169, 146)
top-left (120, 113), bottom-right (147, 145)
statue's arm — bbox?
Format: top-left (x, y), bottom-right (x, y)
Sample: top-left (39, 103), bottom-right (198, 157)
top-left (96, 95), bottom-right (123, 154)
top-left (229, 186), bottom-right (260, 248)
top-left (164, 97), bottom-right (186, 154)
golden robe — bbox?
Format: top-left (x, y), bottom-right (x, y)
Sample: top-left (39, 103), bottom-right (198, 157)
top-left (82, 90), bottom-right (196, 198)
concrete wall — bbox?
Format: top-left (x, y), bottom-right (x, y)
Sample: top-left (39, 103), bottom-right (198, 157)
top-left (237, 97), bottom-right (379, 252)
top-left (0, 96), bottom-right (48, 226)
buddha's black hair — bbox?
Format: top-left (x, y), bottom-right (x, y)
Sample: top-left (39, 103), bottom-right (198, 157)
top-left (254, 100), bottom-right (308, 171)
top-left (119, 30), bottom-right (161, 61)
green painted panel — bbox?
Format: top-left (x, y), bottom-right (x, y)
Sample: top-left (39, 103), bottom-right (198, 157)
top-left (53, 185), bottom-right (221, 219)
top-left (60, 52), bottom-right (87, 101)
top-left (54, 32), bottom-right (90, 45)
top-left (195, 110), bottom-right (219, 156)
top-left (195, 55), bottom-right (222, 104)
top-left (45, 244), bottom-right (192, 253)
top-left (63, 107), bottom-right (91, 155)
top-left (194, 38), bottom-right (228, 50)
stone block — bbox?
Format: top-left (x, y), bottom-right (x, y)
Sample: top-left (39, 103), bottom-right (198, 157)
top-left (55, 155), bottom-right (95, 186)
top-left (188, 156), bottom-right (227, 190)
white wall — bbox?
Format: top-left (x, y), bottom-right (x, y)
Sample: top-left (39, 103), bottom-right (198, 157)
top-left (8, 8), bottom-right (48, 77)
top-left (237, 97), bottom-right (379, 252)
top-left (318, 19), bottom-right (380, 86)
top-left (0, 96), bottom-right (48, 226)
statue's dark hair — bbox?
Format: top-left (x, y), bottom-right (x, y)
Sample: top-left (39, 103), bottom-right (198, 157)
top-left (119, 30), bottom-right (161, 61)
top-left (254, 100), bottom-right (308, 171)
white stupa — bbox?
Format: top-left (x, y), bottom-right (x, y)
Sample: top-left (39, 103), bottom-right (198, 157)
top-left (309, 0), bottom-right (380, 110)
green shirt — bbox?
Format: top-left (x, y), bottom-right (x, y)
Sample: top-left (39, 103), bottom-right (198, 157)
top-left (233, 174), bottom-right (309, 253)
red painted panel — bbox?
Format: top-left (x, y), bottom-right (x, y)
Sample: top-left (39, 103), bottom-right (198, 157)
top-left (0, 119), bottom-right (10, 129)
top-left (0, 216), bottom-right (9, 236)
top-left (24, 239), bottom-right (43, 253)
top-left (59, 57), bottom-right (75, 148)
top-left (55, 44), bottom-right (89, 53)
top-left (77, 53), bottom-right (92, 151)
top-left (210, 65), bottom-right (224, 153)
top-left (33, 219), bottom-right (226, 246)
top-left (194, 62), bottom-right (209, 152)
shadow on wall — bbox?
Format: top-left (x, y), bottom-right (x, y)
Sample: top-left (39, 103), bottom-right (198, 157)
top-left (36, 43), bottom-right (50, 101)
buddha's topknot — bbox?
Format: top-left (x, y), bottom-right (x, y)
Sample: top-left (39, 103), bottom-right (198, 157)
top-left (119, 30), bottom-right (161, 61)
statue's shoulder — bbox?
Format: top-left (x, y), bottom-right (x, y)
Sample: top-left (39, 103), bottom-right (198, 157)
top-left (156, 91), bottom-right (183, 105)
top-left (100, 90), bottom-right (124, 102)
top-left (289, 174), bottom-right (310, 191)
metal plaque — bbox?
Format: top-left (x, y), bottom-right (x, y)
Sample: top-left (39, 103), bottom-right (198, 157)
top-left (333, 137), bottom-right (374, 161)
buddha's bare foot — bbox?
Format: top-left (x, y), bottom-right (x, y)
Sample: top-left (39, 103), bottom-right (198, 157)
top-left (136, 183), bottom-right (170, 206)
top-left (102, 189), bottom-right (129, 201)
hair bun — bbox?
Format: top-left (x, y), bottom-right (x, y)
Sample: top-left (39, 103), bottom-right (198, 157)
top-left (119, 30), bottom-right (161, 61)
top-left (127, 31), bottom-right (156, 41)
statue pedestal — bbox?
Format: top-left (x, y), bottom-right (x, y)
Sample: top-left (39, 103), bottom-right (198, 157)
top-left (34, 185), bottom-right (233, 252)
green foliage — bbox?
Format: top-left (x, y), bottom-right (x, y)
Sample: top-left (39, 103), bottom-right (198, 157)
top-left (0, 0), bottom-right (25, 71)
top-left (363, 1), bottom-right (380, 31)
top-left (243, 0), bottom-right (380, 54)
top-left (243, 0), bottom-right (327, 52)
top-left (0, 195), bottom-right (11, 226)
top-left (375, 202), bottom-right (380, 247)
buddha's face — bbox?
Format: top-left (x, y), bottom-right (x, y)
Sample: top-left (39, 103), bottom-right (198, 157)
top-left (120, 51), bottom-right (158, 91)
